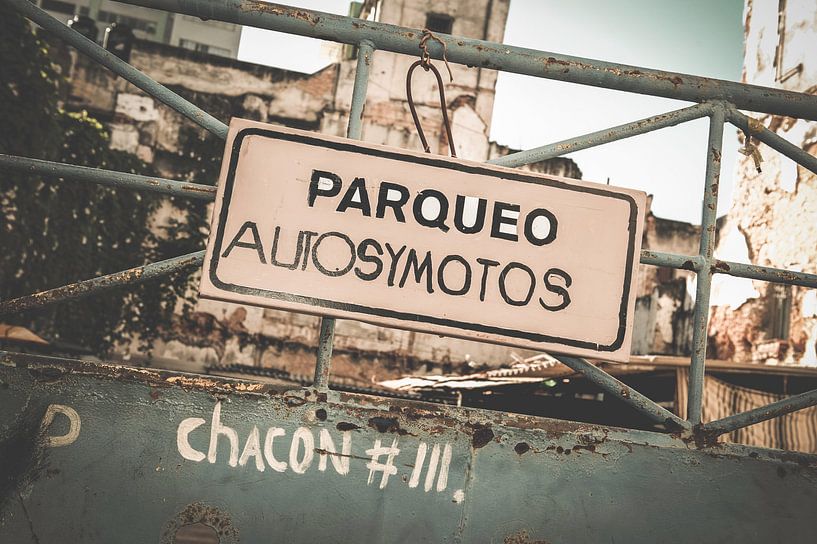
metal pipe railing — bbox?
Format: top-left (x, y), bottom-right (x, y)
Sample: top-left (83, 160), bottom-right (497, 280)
top-left (0, 252), bottom-right (204, 316)
top-left (686, 104), bottom-right (725, 426)
top-left (312, 40), bottom-right (376, 390)
top-left (122, 0), bottom-right (817, 121)
top-left (4, 0), bottom-right (817, 440)
top-left (490, 103), bottom-right (714, 168)
top-left (0, 155), bottom-right (216, 200)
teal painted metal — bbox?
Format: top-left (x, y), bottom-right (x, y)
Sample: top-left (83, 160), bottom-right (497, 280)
top-left (2, 0), bottom-right (817, 455)
top-left (2, 353), bottom-right (817, 542)
top-left (687, 105), bottom-right (725, 426)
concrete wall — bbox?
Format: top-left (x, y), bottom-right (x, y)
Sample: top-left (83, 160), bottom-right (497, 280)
top-left (708, 0), bottom-right (817, 365)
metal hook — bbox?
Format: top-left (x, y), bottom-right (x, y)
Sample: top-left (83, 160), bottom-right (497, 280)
top-left (405, 30), bottom-right (456, 157)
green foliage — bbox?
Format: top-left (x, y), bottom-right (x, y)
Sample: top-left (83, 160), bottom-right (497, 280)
top-left (0, 6), bottom-right (194, 354)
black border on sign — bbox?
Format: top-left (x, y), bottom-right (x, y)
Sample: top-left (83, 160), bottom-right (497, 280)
top-left (208, 127), bottom-right (639, 353)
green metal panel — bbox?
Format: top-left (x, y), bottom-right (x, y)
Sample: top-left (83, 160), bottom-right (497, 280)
top-left (2, 352), bottom-right (815, 543)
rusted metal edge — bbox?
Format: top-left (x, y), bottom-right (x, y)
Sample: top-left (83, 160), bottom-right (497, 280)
top-left (0, 252), bottom-right (204, 316)
top-left (4, 349), bottom-right (817, 466)
top-left (0, 154), bottom-right (216, 201)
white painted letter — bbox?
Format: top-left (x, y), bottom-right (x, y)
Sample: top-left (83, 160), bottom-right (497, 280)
top-left (289, 427), bottom-right (315, 474)
top-left (366, 438), bottom-right (400, 490)
top-left (436, 444), bottom-right (452, 492)
top-left (424, 444), bottom-right (441, 492)
top-left (238, 426), bottom-right (265, 472)
top-left (207, 402), bottom-right (239, 467)
top-left (408, 442), bottom-right (428, 488)
top-left (263, 427), bottom-right (288, 472)
top-left (318, 429), bottom-right (351, 475)
top-left (177, 417), bottom-right (206, 462)
top-left (40, 404), bottom-right (81, 448)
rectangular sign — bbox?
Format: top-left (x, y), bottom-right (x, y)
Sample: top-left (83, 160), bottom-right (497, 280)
top-left (200, 119), bottom-right (646, 361)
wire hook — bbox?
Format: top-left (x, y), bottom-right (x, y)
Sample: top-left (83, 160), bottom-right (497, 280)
top-left (406, 29), bottom-right (457, 157)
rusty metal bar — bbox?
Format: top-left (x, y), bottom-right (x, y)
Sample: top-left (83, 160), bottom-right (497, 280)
top-left (5, 0), bottom-right (228, 139)
top-left (700, 388), bottom-right (817, 437)
top-left (313, 41), bottom-right (375, 389)
top-left (641, 250), bottom-right (703, 272)
top-left (491, 103), bottom-right (714, 168)
top-left (122, 0), bottom-right (817, 120)
top-left (712, 259), bottom-right (817, 288)
top-left (727, 106), bottom-right (817, 176)
top-left (0, 252), bottom-right (204, 316)
top-left (554, 355), bottom-right (690, 430)
top-left (687, 104), bottom-right (726, 426)
top-left (0, 154), bottom-right (216, 200)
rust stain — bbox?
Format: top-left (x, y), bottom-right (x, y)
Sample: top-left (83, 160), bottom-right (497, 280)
top-left (336, 422), bottom-right (361, 432)
top-left (504, 529), bottom-right (549, 543)
top-left (160, 502), bottom-right (239, 544)
top-left (471, 425), bottom-right (494, 449)
top-left (367, 416), bottom-right (413, 436)
top-left (514, 442), bottom-right (530, 455)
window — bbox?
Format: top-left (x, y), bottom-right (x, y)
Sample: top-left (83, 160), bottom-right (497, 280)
top-left (179, 39), bottom-right (231, 58)
top-left (767, 284), bottom-right (792, 339)
top-left (41, 0), bottom-right (76, 15)
top-left (97, 10), bottom-right (157, 35)
top-left (425, 12), bottom-right (454, 35)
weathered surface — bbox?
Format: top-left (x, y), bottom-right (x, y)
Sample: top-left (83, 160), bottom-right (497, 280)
top-left (2, 351), bottom-right (817, 543)
top-left (709, 0), bottom-right (817, 365)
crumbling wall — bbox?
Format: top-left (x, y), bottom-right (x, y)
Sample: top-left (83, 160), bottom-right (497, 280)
top-left (708, 0), bottom-right (817, 364)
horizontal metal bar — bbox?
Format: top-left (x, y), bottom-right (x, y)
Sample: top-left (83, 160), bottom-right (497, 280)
top-left (0, 252), bottom-right (204, 316)
top-left (0, 155), bottom-right (216, 200)
top-left (700, 388), bottom-right (817, 437)
top-left (640, 250), bottom-right (701, 271)
top-left (491, 103), bottom-right (713, 168)
top-left (712, 259), bottom-right (817, 289)
top-left (122, 0), bottom-right (817, 120)
top-left (554, 355), bottom-right (691, 431)
top-left (727, 107), bottom-right (817, 176)
top-left (6, 0), bottom-right (228, 139)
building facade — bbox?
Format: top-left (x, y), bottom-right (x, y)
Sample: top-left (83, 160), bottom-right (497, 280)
top-left (708, 0), bottom-right (817, 366)
top-left (36, 0), bottom-right (242, 57)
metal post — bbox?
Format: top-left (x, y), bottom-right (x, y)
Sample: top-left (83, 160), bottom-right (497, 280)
top-left (313, 40), bottom-right (375, 389)
top-left (687, 103), bottom-right (725, 426)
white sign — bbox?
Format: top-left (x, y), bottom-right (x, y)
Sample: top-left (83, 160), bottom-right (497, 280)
top-left (200, 119), bottom-right (646, 362)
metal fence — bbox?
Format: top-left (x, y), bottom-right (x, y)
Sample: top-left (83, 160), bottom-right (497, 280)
top-left (2, 0), bottom-right (817, 443)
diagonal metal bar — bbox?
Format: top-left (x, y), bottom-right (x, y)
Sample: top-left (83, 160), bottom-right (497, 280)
top-left (123, 0), bottom-right (817, 120)
top-left (713, 259), bottom-right (817, 289)
top-left (491, 103), bottom-right (713, 168)
top-left (313, 41), bottom-right (375, 390)
top-left (0, 155), bottom-right (216, 200)
top-left (0, 252), bottom-right (204, 316)
top-left (640, 250), bottom-right (703, 271)
top-left (554, 355), bottom-right (690, 431)
top-left (700, 388), bottom-right (817, 438)
top-left (687, 104), bottom-right (726, 426)
top-left (5, 0), bottom-right (228, 140)
top-left (727, 107), bottom-right (817, 176)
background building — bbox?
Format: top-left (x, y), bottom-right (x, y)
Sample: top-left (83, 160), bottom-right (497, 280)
top-left (708, 0), bottom-right (817, 366)
top-left (36, 0), bottom-right (242, 57)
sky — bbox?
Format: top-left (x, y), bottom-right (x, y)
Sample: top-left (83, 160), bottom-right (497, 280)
top-left (238, 0), bottom-right (745, 224)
